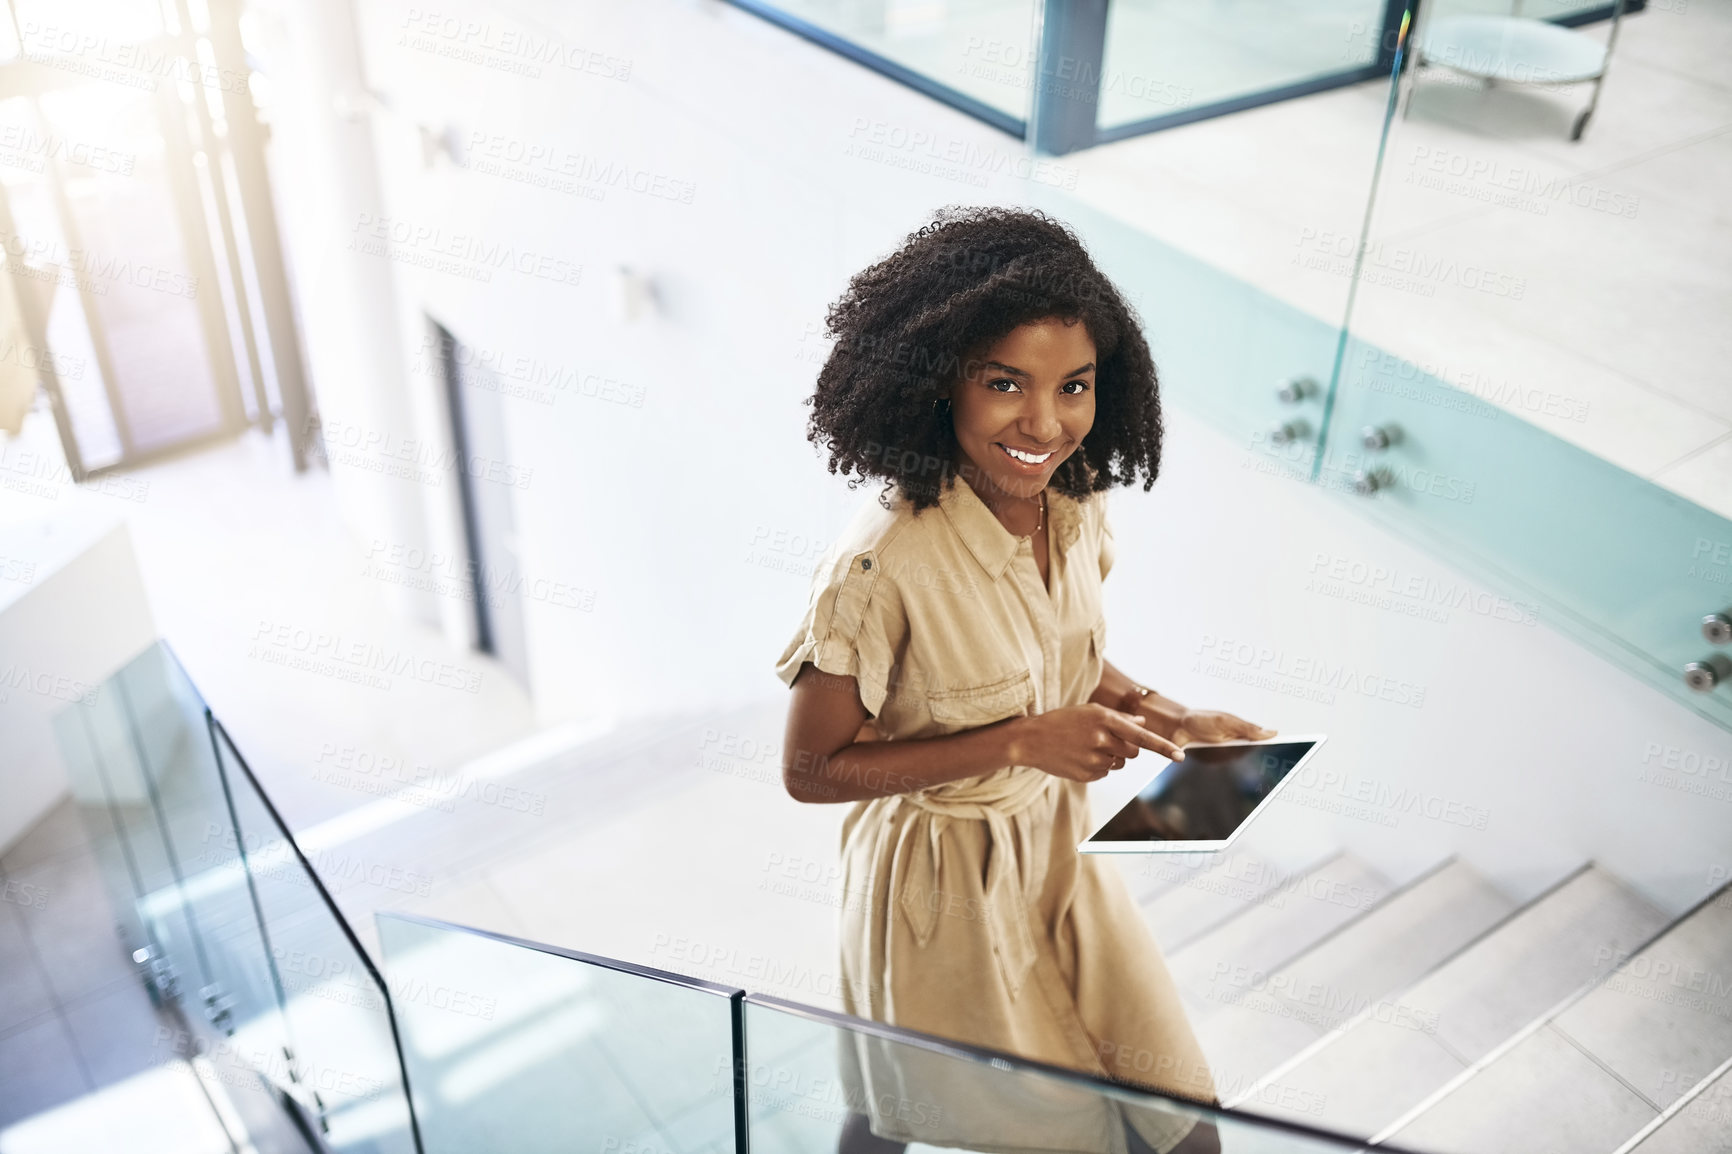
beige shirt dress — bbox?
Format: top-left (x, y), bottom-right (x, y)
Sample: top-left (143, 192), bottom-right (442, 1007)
top-left (775, 475), bottom-right (1216, 1153)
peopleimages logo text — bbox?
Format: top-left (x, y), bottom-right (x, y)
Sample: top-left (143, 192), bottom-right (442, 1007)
top-left (1193, 633), bottom-right (1427, 708)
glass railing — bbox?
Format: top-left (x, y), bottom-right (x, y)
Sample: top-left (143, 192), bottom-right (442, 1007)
top-left (1029, 168), bottom-right (1732, 735)
top-left (50, 641), bottom-right (422, 1154)
top-left (377, 914), bottom-right (741, 1154)
top-left (50, 645), bottom-right (1416, 1152)
top-left (720, 0), bottom-right (1039, 134)
top-left (378, 912), bottom-right (1402, 1154)
top-left (721, 0), bottom-right (1637, 150)
top-left (1331, 0), bottom-right (1731, 732)
top-left (1097, 0), bottom-right (1402, 137)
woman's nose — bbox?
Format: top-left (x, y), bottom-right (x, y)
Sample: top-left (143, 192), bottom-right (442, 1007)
top-left (1020, 394), bottom-right (1063, 442)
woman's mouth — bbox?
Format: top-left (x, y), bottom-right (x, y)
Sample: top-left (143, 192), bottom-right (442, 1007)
top-left (997, 442), bottom-right (1055, 468)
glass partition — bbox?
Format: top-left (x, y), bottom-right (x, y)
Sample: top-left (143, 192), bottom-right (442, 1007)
top-left (49, 645), bottom-right (291, 1050)
top-left (742, 994), bottom-right (1381, 1153)
top-left (1026, 132), bottom-right (1732, 732)
top-left (376, 913), bottom-right (1400, 1153)
top-left (210, 718), bottom-right (421, 1154)
top-left (1098, 0), bottom-right (1398, 134)
top-left (49, 641), bottom-right (423, 1154)
top-left (721, 0), bottom-right (1636, 148)
top-left (377, 913), bottom-right (741, 1154)
top-left (117, 645), bottom-right (290, 1049)
top-left (1306, 0), bottom-right (1732, 731)
top-left (725, 0), bottom-right (1039, 131)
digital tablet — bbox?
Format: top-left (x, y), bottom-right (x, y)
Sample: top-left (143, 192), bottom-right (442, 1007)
top-left (1078, 735), bottom-right (1327, 854)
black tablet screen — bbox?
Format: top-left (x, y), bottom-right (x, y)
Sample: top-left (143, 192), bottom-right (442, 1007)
top-left (1084, 740), bottom-right (1317, 844)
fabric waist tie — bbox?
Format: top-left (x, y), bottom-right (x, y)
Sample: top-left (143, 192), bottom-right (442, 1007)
top-left (887, 768), bottom-right (1056, 1000)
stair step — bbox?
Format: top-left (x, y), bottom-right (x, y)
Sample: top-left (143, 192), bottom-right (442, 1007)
top-left (1238, 866), bottom-right (1668, 1139)
top-left (1552, 885), bottom-right (1732, 1110)
top-left (1629, 1065), bottom-right (1732, 1154)
top-left (1390, 1026), bottom-right (1658, 1154)
top-left (1378, 883), bottom-right (1732, 1152)
top-left (1195, 859), bottom-right (1515, 1085)
top-left (1109, 854), bottom-right (1180, 908)
top-left (1136, 849), bottom-right (1321, 953)
top-left (1168, 853), bottom-right (1392, 1019)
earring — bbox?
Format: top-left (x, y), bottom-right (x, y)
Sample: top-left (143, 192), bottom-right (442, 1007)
top-left (933, 397), bottom-right (950, 414)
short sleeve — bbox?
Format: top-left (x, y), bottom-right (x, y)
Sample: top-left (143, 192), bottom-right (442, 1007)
top-left (774, 548), bottom-right (905, 718)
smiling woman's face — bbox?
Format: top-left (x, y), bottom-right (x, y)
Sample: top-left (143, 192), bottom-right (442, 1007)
top-left (949, 317), bottom-right (1097, 503)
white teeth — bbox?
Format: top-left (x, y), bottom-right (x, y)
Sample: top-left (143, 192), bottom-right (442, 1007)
top-left (1000, 444), bottom-right (1053, 464)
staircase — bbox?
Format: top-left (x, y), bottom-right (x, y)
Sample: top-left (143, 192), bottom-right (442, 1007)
top-left (1120, 854), bottom-right (1732, 1152)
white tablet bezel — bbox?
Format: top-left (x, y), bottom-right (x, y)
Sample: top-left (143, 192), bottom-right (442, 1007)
top-left (1077, 733), bottom-right (1329, 854)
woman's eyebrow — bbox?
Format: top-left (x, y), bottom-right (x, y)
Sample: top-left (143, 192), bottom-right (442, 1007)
top-left (981, 360), bottom-right (1096, 377)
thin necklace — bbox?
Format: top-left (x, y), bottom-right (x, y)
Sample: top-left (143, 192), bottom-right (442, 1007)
top-left (1012, 490), bottom-right (1044, 539)
top-left (978, 479), bottom-right (1045, 537)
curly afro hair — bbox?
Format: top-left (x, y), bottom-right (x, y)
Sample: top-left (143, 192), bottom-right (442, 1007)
top-left (805, 206), bottom-right (1162, 512)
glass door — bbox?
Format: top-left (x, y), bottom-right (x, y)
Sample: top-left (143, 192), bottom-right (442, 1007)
top-left (0, 0), bottom-right (288, 478)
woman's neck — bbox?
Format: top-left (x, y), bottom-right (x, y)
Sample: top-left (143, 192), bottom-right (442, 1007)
top-left (963, 470), bottom-right (1045, 536)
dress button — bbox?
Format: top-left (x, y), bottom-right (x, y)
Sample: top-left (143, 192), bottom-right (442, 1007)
top-left (861, 558), bottom-right (872, 570)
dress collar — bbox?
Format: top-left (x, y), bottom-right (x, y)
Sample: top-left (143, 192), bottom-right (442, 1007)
top-left (937, 473), bottom-right (1085, 582)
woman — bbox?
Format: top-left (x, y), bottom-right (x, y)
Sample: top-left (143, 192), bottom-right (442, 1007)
top-left (775, 208), bottom-right (1273, 1154)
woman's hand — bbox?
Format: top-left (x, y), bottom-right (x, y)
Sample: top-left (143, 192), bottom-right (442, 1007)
top-left (1169, 709), bottom-right (1276, 747)
top-left (1007, 704), bottom-right (1187, 783)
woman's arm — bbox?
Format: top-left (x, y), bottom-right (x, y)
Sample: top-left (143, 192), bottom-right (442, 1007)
top-left (1091, 658), bottom-right (1275, 745)
top-left (1090, 658), bottom-right (1187, 739)
top-left (782, 662), bottom-right (1185, 804)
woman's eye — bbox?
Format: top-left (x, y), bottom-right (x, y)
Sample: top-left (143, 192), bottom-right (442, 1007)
top-left (988, 378), bottom-right (1020, 393)
top-left (1063, 380), bottom-right (1091, 394)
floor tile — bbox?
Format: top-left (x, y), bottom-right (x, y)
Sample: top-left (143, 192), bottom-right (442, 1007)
top-left (0, 799), bottom-right (95, 876)
top-left (1391, 1025), bottom-right (1657, 1154)
top-left (1653, 432), bottom-right (1732, 520)
top-left (9, 850), bottom-right (140, 1006)
top-left (1553, 887), bottom-right (1732, 1108)
top-left (0, 1059), bottom-right (234, 1154)
top-left (1631, 1066), bottom-right (1732, 1154)
top-left (60, 976), bottom-right (176, 1092)
top-left (0, 1015), bottom-right (89, 1128)
top-left (0, 901), bottom-right (56, 1036)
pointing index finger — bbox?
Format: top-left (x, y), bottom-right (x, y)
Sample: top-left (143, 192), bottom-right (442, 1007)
top-left (1105, 710), bottom-right (1185, 761)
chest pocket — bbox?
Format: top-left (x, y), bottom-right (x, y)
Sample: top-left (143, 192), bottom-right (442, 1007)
top-left (925, 668), bottom-right (1035, 727)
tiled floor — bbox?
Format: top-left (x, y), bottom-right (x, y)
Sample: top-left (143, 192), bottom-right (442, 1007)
top-left (0, 801), bottom-right (209, 1138)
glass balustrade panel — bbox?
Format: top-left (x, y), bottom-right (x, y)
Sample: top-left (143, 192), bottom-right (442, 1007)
top-left (377, 913), bottom-right (739, 1154)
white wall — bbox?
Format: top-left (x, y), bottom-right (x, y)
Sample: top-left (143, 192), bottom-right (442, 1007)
top-left (306, 0), bottom-right (1728, 911)
top-left (0, 513), bottom-right (158, 852)
top-left (251, 0), bottom-right (453, 636)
